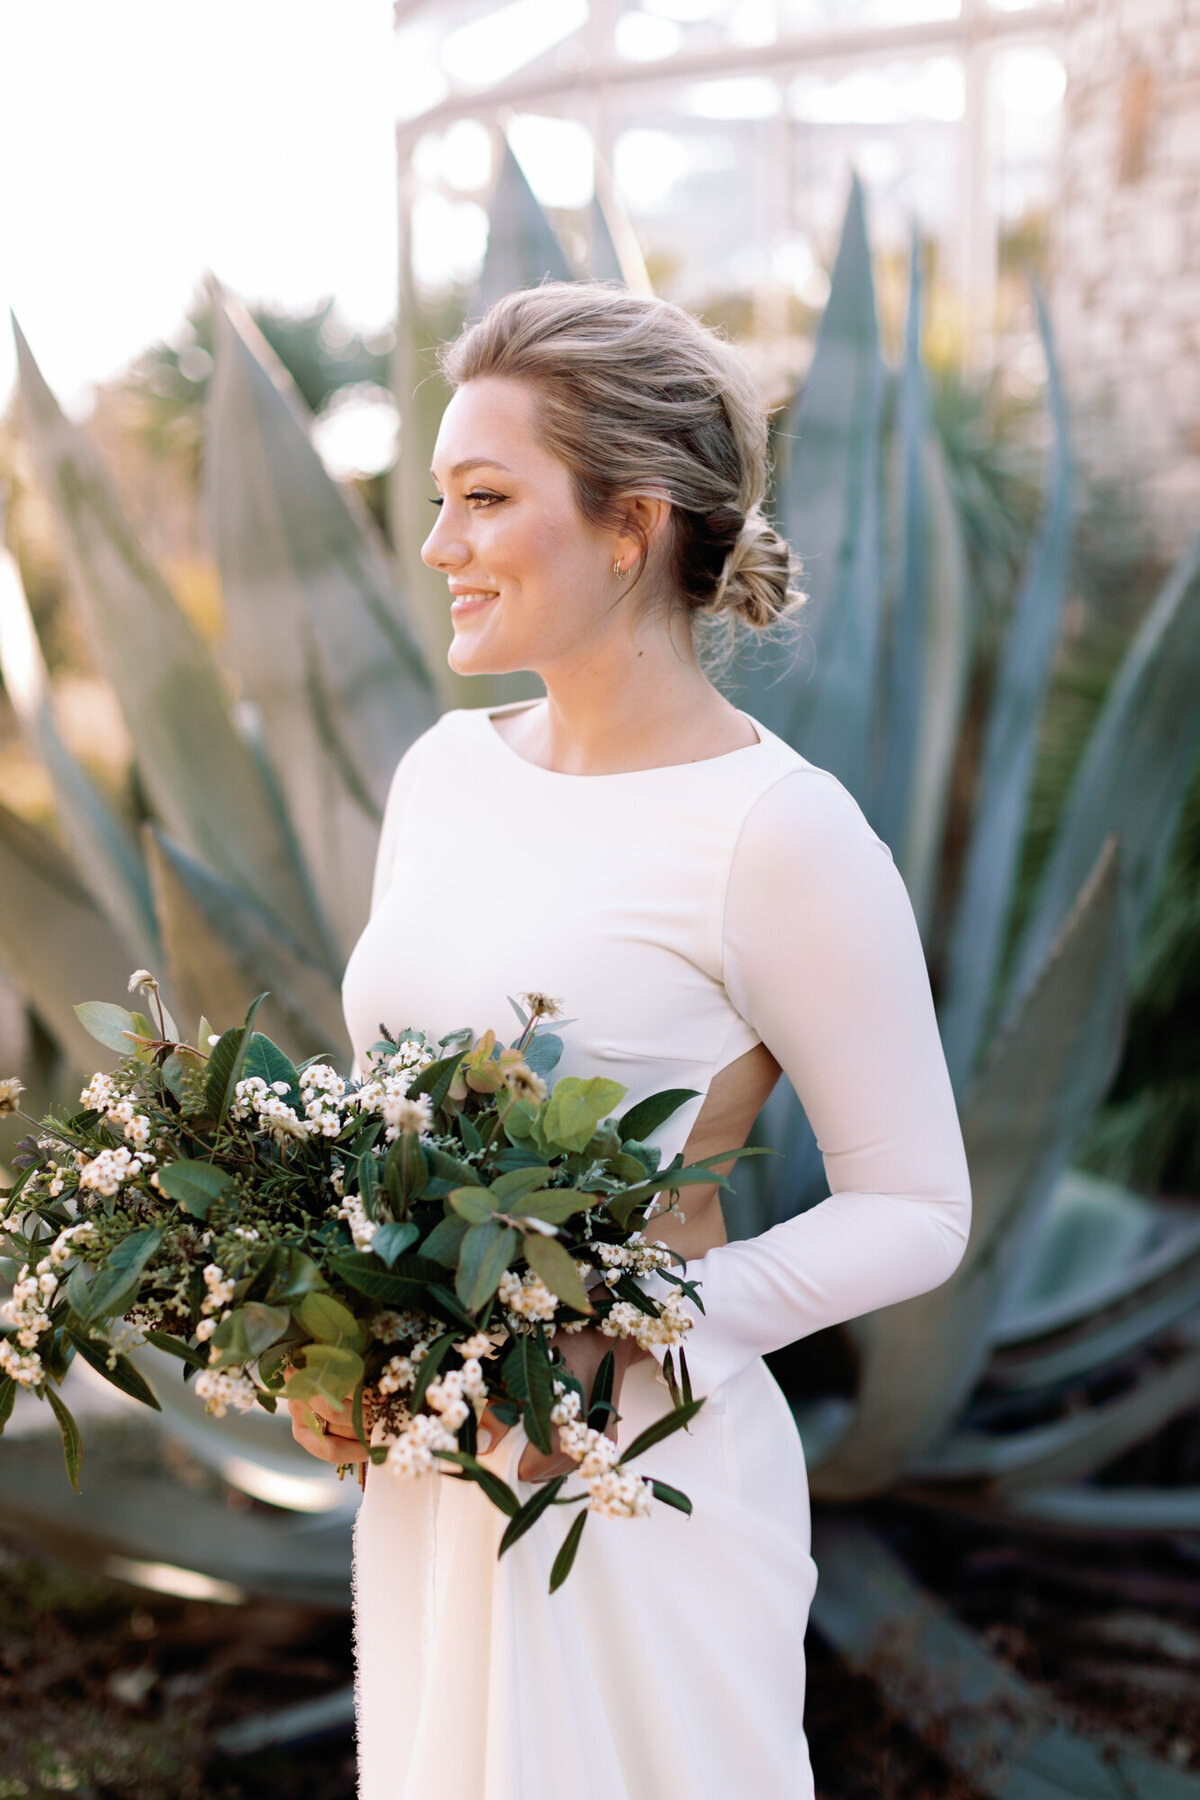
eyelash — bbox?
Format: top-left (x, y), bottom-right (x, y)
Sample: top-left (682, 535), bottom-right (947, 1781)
top-left (428, 490), bottom-right (506, 510)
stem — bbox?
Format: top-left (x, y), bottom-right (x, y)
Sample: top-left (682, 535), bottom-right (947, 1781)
top-left (483, 1092), bottom-right (517, 1152)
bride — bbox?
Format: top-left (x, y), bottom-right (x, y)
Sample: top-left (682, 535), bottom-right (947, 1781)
top-left (291, 281), bottom-right (972, 1800)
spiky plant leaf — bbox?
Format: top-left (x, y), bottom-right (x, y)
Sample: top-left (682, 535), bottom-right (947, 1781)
top-left (938, 285), bottom-right (1074, 1095)
top-left (810, 840), bottom-right (1127, 1500)
top-left (206, 286), bottom-right (438, 958)
top-left (11, 318), bottom-right (332, 965)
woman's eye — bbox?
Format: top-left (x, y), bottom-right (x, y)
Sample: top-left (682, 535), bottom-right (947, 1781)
top-left (428, 496), bottom-right (443, 508)
top-left (466, 490), bottom-right (504, 508)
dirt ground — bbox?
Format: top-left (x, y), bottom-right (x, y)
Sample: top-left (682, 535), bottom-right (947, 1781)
top-left (1, 1490), bottom-right (1198, 1800)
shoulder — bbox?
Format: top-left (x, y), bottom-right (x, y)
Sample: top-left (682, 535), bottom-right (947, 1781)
top-left (733, 760), bottom-right (894, 872)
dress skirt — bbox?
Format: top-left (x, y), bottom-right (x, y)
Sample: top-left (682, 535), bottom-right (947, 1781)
top-left (352, 1354), bottom-right (818, 1800)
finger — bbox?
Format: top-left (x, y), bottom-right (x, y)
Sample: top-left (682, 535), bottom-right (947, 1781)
top-left (291, 1416), bottom-right (369, 1463)
top-left (517, 1442), bottom-right (575, 1483)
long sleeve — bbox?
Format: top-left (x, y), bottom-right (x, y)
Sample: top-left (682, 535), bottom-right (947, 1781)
top-left (647, 765), bottom-right (972, 1397)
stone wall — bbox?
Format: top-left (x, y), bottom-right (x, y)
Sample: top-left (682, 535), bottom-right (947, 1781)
top-left (1052, 0), bottom-right (1200, 556)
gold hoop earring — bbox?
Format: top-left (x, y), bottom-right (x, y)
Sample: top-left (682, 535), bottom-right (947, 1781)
top-left (613, 559), bottom-right (630, 580)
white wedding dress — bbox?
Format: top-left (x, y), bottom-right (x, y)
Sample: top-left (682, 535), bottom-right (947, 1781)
top-left (340, 700), bottom-right (972, 1800)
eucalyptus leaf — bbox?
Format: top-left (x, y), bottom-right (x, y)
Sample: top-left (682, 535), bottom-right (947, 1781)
top-left (542, 1077), bottom-right (627, 1154)
top-left (284, 1343), bottom-right (363, 1406)
top-left (155, 1159), bottom-right (232, 1220)
top-left (297, 1292), bottom-right (363, 1350)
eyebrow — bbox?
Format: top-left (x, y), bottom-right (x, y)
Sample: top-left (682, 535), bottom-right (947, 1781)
top-left (430, 457), bottom-right (514, 481)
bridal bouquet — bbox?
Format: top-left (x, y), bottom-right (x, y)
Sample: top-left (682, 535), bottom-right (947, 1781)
top-left (0, 974), bottom-right (762, 1590)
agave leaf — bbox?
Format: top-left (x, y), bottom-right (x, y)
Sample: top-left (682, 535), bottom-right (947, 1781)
top-left (0, 1414), bottom-right (351, 1605)
top-left (912, 1342), bottom-right (1200, 1493)
top-left (874, 224), bottom-right (929, 851)
top-left (926, 1482), bottom-right (1200, 1535)
top-left (0, 802), bottom-right (143, 1071)
top-left (1007, 531), bottom-right (1200, 1014)
top-left (938, 284), bottom-right (1074, 1096)
top-left (0, 532), bottom-right (160, 968)
top-left (142, 825), bottom-right (347, 1060)
top-left (810, 1514), bottom-right (1200, 1797)
top-left (478, 138), bottom-right (573, 310)
top-left (997, 1169), bottom-right (1160, 1320)
top-left (11, 319), bottom-right (332, 966)
top-left (810, 839), bottom-right (1126, 1501)
top-left (769, 176), bottom-right (884, 806)
top-left (900, 430), bottom-right (972, 942)
top-left (206, 286), bottom-right (438, 958)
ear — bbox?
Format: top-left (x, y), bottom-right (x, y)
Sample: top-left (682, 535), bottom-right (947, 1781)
top-left (613, 488), bottom-right (672, 570)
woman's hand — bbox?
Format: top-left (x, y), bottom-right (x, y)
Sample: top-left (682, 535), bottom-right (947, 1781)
top-left (286, 1369), bottom-right (371, 1466)
top-left (481, 1325), bottom-right (652, 1482)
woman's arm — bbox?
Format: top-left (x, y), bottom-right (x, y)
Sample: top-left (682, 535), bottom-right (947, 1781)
top-left (645, 765), bottom-right (972, 1397)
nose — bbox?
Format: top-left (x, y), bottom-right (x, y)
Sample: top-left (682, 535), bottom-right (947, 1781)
top-left (421, 504), bottom-right (467, 573)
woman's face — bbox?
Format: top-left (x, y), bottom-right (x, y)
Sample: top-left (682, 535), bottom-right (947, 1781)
top-left (422, 376), bottom-right (629, 678)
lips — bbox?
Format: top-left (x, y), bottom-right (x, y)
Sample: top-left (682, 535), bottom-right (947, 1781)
top-left (449, 590), bottom-right (499, 618)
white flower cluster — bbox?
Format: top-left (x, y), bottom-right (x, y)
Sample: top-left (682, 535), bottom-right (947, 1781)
top-left (78, 1143), bottom-right (156, 1196)
top-left (550, 1385), bottom-right (653, 1520)
top-left (230, 1076), bottom-right (309, 1145)
top-left (498, 1268), bottom-right (558, 1326)
top-left (599, 1287), bottom-right (692, 1352)
top-left (349, 1039), bottom-right (437, 1140)
top-left (193, 1368), bottom-right (259, 1417)
top-left (0, 1221), bottom-right (97, 1387)
top-left (299, 1063), bottom-right (348, 1137)
top-left (594, 1232), bottom-right (674, 1283)
top-left (380, 1090), bottom-right (433, 1143)
top-left (337, 1193), bottom-right (377, 1253)
top-left (383, 1355), bottom-right (489, 1477)
top-left (200, 1262), bottom-right (234, 1321)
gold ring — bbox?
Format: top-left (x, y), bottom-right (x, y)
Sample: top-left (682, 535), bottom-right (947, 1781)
top-left (312, 1414), bottom-right (327, 1437)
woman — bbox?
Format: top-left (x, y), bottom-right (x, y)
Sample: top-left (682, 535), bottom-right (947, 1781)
top-left (291, 282), bottom-right (972, 1800)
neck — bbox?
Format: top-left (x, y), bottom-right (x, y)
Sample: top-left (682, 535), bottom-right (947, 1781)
top-left (518, 617), bottom-right (742, 776)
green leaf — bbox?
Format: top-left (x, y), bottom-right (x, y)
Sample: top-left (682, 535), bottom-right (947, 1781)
top-left (511, 1190), bottom-right (599, 1226)
top-left (502, 1333), bottom-right (556, 1454)
top-left (420, 1216), bottom-right (469, 1267)
top-left (155, 1159), bottom-right (232, 1220)
top-left (542, 1077), bottom-right (627, 1154)
top-left (405, 1050), bottom-right (467, 1113)
top-left (240, 1032), bottom-right (302, 1108)
top-left (264, 1247), bottom-right (326, 1307)
top-left (284, 1343), bottom-right (363, 1406)
top-left (66, 1330), bottom-right (160, 1410)
top-left (204, 993), bottom-right (269, 1121)
top-left (456, 1222), bottom-right (519, 1312)
top-left (77, 1228), bottom-right (164, 1324)
top-left (0, 1374), bottom-right (17, 1432)
top-left (449, 1187), bottom-right (502, 1225)
top-left (72, 1001), bottom-right (147, 1055)
top-left (490, 1167), bottom-right (556, 1203)
top-left (649, 1479), bottom-right (692, 1516)
top-left (426, 1145), bottom-right (484, 1188)
top-left (549, 1508), bottom-right (587, 1593)
top-left (409, 1331), bottom-right (458, 1413)
top-left (209, 1302), bottom-right (292, 1368)
top-left (618, 1089), bottom-right (700, 1144)
top-left (297, 1292), bottom-right (363, 1350)
top-left (145, 1330), bottom-right (205, 1369)
top-left (373, 1221), bottom-right (420, 1267)
top-left (433, 1449), bottom-right (520, 1518)
top-left (498, 1475), bottom-right (567, 1557)
top-left (523, 1233), bottom-right (593, 1315)
top-left (588, 1350), bottom-right (615, 1432)
top-left (46, 1386), bottom-right (83, 1492)
top-left (620, 1396), bottom-right (706, 1466)
top-left (329, 1253), bottom-right (442, 1309)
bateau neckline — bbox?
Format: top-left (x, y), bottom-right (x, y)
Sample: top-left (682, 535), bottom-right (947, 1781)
top-left (471, 700), bottom-right (769, 779)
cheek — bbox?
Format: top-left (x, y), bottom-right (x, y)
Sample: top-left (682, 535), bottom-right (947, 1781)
top-left (489, 509), bottom-right (591, 585)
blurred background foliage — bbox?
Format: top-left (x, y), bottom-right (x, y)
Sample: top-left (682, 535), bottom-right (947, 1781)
top-left (0, 123), bottom-right (1198, 1796)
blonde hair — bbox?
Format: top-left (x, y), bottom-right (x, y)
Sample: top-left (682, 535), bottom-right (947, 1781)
top-left (438, 282), bottom-right (805, 652)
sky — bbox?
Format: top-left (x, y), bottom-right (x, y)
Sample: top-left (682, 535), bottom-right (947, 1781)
top-left (0, 0), bottom-right (400, 414)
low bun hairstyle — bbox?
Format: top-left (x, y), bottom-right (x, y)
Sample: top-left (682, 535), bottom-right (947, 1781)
top-left (437, 282), bottom-right (805, 651)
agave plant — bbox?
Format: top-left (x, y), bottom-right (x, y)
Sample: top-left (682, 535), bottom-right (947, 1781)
top-left (1, 148), bottom-right (1199, 1790)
